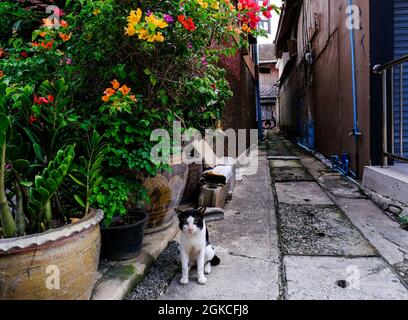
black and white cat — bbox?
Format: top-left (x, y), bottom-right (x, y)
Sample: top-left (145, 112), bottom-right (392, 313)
top-left (175, 207), bottom-right (220, 285)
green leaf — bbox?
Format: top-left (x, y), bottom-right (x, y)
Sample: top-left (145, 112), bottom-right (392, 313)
top-left (150, 74), bottom-right (157, 86)
top-left (74, 195), bottom-right (86, 208)
top-left (69, 174), bottom-right (86, 187)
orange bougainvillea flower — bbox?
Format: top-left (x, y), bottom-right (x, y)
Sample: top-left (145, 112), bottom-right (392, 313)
top-left (102, 95), bottom-right (110, 103)
top-left (42, 18), bottom-right (54, 28)
top-left (104, 88), bottom-right (116, 97)
top-left (111, 79), bottom-right (120, 89)
top-left (59, 33), bottom-right (71, 42)
top-left (130, 95), bottom-right (137, 102)
top-left (118, 85), bottom-right (131, 96)
top-left (60, 20), bottom-right (69, 28)
top-left (44, 40), bottom-right (54, 50)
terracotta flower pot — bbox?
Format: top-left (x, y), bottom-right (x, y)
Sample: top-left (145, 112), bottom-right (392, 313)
top-left (143, 155), bottom-right (188, 234)
top-left (0, 209), bottom-right (103, 300)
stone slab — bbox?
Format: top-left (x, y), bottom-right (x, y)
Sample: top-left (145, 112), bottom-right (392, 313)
top-left (334, 197), bottom-right (408, 266)
top-left (284, 256), bottom-right (408, 300)
top-left (275, 182), bottom-right (334, 205)
top-left (271, 167), bottom-right (314, 182)
top-left (160, 251), bottom-right (279, 300)
top-left (279, 204), bottom-right (377, 256)
top-left (270, 160), bottom-right (304, 168)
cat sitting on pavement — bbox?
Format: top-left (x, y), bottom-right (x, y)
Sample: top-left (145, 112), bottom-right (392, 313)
top-left (176, 207), bottom-right (220, 285)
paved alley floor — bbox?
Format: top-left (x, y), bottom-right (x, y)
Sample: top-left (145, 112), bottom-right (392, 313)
top-left (130, 133), bottom-right (408, 300)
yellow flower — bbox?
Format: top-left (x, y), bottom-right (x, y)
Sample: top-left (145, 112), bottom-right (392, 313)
top-left (137, 29), bottom-right (149, 40)
top-left (128, 9), bottom-right (142, 26)
top-left (125, 24), bottom-right (137, 36)
top-left (211, 2), bottom-right (220, 10)
top-left (242, 23), bottom-right (249, 32)
top-left (197, 0), bottom-right (209, 8)
top-left (93, 9), bottom-right (101, 16)
top-left (154, 32), bottom-right (165, 42)
top-left (145, 14), bottom-right (168, 29)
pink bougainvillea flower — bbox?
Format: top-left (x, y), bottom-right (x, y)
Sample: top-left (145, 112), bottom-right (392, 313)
top-left (164, 14), bottom-right (174, 23)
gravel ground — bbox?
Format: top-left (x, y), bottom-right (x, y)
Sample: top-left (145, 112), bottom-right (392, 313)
top-left (127, 241), bottom-right (180, 300)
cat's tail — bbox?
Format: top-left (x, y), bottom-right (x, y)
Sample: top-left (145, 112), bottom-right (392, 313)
top-left (211, 255), bottom-right (221, 266)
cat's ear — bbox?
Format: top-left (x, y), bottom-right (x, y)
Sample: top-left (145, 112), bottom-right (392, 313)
top-left (197, 207), bottom-right (206, 216)
top-left (175, 208), bottom-right (184, 216)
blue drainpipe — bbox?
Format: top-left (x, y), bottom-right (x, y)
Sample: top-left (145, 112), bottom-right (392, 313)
top-left (347, 0), bottom-right (362, 176)
top-left (253, 42), bottom-right (264, 141)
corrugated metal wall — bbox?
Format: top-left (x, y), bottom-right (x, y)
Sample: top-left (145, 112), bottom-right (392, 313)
top-left (394, 0), bottom-right (408, 157)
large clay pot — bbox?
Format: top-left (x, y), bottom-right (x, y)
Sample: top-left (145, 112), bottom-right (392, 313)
top-left (143, 155), bottom-right (188, 234)
top-left (0, 209), bottom-right (103, 300)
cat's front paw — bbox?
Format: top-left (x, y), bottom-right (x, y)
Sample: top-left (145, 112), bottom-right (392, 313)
top-left (180, 277), bottom-right (189, 285)
top-left (197, 276), bottom-right (207, 285)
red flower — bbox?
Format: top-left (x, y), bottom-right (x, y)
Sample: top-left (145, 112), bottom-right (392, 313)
top-left (29, 115), bottom-right (38, 124)
top-left (211, 83), bottom-right (217, 90)
top-left (178, 15), bottom-right (196, 31)
top-left (262, 0), bottom-right (268, 6)
top-left (34, 96), bottom-right (49, 105)
top-left (20, 51), bottom-right (28, 58)
top-left (38, 97), bottom-right (49, 105)
top-left (47, 95), bottom-right (55, 102)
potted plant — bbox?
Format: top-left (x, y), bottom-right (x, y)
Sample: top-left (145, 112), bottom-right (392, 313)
top-left (0, 80), bottom-right (105, 300)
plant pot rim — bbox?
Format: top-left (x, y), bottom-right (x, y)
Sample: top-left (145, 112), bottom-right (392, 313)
top-left (100, 210), bottom-right (148, 231)
top-left (0, 209), bottom-right (104, 253)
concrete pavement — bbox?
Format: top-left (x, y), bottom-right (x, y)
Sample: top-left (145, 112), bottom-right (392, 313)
top-left (160, 150), bottom-right (281, 300)
top-left (129, 133), bottom-right (408, 300)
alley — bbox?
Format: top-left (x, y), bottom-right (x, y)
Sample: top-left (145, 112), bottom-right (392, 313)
top-left (129, 133), bottom-right (408, 300)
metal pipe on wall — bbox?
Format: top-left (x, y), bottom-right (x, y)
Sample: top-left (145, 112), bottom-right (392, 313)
top-left (347, 0), bottom-right (363, 175)
top-left (253, 41), bottom-right (264, 141)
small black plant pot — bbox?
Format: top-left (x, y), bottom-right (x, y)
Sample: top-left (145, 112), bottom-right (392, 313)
top-left (100, 210), bottom-right (148, 261)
